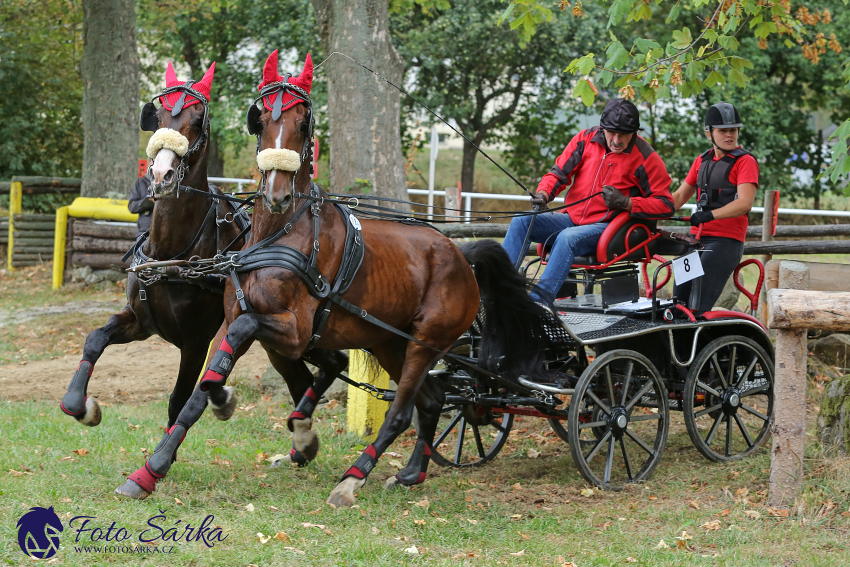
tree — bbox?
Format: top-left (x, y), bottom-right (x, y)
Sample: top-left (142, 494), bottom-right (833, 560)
top-left (0, 0), bottom-right (84, 181)
top-left (312, 0), bottom-right (408, 205)
top-left (80, 0), bottom-right (139, 198)
top-left (392, 0), bottom-right (607, 193)
top-left (500, 0), bottom-right (850, 188)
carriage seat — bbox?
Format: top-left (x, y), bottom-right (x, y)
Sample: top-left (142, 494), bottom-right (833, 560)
top-left (537, 212), bottom-right (689, 268)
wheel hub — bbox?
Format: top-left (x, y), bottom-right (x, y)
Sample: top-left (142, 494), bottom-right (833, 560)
top-left (608, 408), bottom-right (629, 437)
top-left (721, 388), bottom-right (742, 415)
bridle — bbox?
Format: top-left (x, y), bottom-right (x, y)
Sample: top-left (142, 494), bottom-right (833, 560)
top-left (140, 81), bottom-right (211, 197)
top-left (249, 76), bottom-right (315, 212)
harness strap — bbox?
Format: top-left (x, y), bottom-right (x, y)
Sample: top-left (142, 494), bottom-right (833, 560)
top-left (137, 280), bottom-right (163, 337)
top-left (229, 270), bottom-right (252, 313)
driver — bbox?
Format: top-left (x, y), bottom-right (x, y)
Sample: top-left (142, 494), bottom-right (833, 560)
top-left (502, 98), bottom-right (674, 306)
top-left (671, 102), bottom-right (759, 312)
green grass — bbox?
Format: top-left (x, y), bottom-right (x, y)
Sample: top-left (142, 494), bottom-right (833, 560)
top-left (1, 369), bottom-right (848, 566)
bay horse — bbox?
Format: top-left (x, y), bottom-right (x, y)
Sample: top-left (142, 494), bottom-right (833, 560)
top-left (116, 52), bottom-right (549, 506)
top-left (62, 62), bottom-right (347, 494)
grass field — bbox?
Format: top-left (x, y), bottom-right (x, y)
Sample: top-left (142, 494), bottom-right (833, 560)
top-left (1, 363), bottom-right (848, 566)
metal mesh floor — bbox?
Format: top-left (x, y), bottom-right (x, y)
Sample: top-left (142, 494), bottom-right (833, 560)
top-left (557, 311), bottom-right (659, 342)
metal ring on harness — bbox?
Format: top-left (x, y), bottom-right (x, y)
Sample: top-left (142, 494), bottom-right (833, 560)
top-left (347, 197), bottom-right (359, 209)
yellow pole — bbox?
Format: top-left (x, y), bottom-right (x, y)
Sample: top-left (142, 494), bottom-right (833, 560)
top-left (52, 207), bottom-right (69, 290)
top-left (7, 181), bottom-right (22, 270)
top-left (346, 349), bottom-right (390, 442)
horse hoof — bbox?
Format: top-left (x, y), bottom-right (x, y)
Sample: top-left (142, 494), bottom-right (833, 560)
top-left (114, 479), bottom-right (151, 500)
top-left (384, 476), bottom-right (404, 490)
top-left (79, 397), bottom-right (102, 427)
top-left (292, 419), bottom-right (319, 461)
top-left (210, 386), bottom-right (236, 421)
top-left (326, 477), bottom-right (364, 509)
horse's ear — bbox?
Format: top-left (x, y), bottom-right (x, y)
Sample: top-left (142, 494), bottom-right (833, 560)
top-left (246, 102), bottom-right (263, 135)
top-left (140, 102), bottom-right (159, 132)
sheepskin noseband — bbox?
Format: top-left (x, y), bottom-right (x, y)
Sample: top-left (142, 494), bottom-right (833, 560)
top-left (146, 128), bottom-right (190, 159)
top-left (257, 148), bottom-right (301, 172)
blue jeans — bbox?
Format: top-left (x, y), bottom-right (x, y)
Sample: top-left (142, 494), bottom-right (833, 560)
top-left (503, 212), bottom-right (609, 303)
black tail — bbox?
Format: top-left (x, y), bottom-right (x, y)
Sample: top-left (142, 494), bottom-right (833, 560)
top-left (460, 239), bottom-right (552, 382)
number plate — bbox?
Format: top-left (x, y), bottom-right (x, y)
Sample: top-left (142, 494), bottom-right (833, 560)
top-left (672, 251), bottom-right (704, 284)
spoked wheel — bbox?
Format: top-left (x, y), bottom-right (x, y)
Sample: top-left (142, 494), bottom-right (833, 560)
top-left (567, 350), bottom-right (669, 490)
top-left (430, 404), bottom-right (514, 468)
top-left (683, 335), bottom-right (774, 462)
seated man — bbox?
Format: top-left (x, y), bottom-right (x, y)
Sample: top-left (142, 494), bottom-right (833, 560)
top-left (503, 98), bottom-right (674, 305)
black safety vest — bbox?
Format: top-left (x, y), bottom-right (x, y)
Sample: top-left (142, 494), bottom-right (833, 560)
top-left (695, 147), bottom-right (754, 212)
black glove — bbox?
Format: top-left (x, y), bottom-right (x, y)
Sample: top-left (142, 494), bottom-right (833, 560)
top-left (602, 185), bottom-right (630, 210)
top-left (689, 210), bottom-right (715, 226)
top-left (530, 191), bottom-right (549, 209)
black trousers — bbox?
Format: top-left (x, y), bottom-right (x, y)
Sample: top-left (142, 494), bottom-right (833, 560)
top-left (672, 235), bottom-right (744, 312)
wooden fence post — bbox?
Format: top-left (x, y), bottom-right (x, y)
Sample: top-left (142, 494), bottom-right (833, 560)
top-left (759, 190), bottom-right (778, 321)
top-left (346, 349), bottom-right (390, 441)
top-left (768, 260), bottom-right (809, 512)
top-left (6, 180), bottom-right (22, 270)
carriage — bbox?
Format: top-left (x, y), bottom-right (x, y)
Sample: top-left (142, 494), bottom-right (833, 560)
top-left (368, 212), bottom-right (774, 490)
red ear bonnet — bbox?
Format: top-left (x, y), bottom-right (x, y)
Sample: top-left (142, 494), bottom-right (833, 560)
top-left (159, 61), bottom-right (215, 110)
top-left (258, 51), bottom-right (313, 114)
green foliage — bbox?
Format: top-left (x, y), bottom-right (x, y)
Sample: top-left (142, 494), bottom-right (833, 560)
top-left (0, 0), bottom-right (84, 180)
top-left (392, 0), bottom-right (607, 190)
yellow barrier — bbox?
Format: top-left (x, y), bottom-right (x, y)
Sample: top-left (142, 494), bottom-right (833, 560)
top-left (6, 181), bottom-right (22, 270)
top-left (52, 197), bottom-right (138, 289)
top-left (346, 350), bottom-right (390, 441)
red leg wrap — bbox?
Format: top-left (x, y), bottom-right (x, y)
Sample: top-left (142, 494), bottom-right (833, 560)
top-left (128, 465), bottom-right (158, 494)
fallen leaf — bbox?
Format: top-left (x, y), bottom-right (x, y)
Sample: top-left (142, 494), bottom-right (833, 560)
top-left (561, 563), bottom-right (578, 567)
top-left (415, 499), bottom-right (430, 508)
top-left (73, 448), bottom-right (89, 456)
top-left (511, 483), bottom-right (522, 490)
top-left (727, 524), bottom-right (745, 531)
top-left (371, 527), bottom-right (380, 535)
top-left (675, 530), bottom-right (692, 551)
top-left (467, 519), bottom-right (478, 525)
top-left (734, 487), bottom-right (749, 497)
top-left (269, 506), bottom-right (279, 511)
top-left (527, 449), bottom-right (540, 459)
top-left (435, 518), bottom-right (448, 523)
top-left (654, 539), bottom-right (670, 549)
top-left (8, 469), bottom-right (32, 477)
top-left (688, 500), bottom-right (701, 510)
top-left (405, 545), bottom-right (419, 555)
top-left (624, 558), bottom-right (637, 563)
top-left (702, 520), bottom-right (722, 531)
top-left (743, 510), bottom-right (761, 519)
top-left (402, 510), bottom-right (409, 517)
top-left (767, 507), bottom-right (790, 518)
top-left (717, 509), bottom-right (731, 517)
top-left (283, 546), bottom-right (305, 554)
top-left (414, 519), bottom-right (426, 526)
top-left (174, 498), bottom-right (184, 506)
top-left (388, 459), bottom-right (404, 469)
top-left (245, 503), bottom-right (255, 512)
top-left (257, 532), bottom-right (271, 544)
top-left (648, 495), bottom-right (657, 500)
top-left (275, 531), bottom-right (290, 542)
top-left (301, 522), bottom-right (327, 530)
top-left (519, 532), bottom-right (530, 540)
top-left (385, 451), bottom-right (403, 458)
top-left (509, 550), bottom-right (525, 557)
top-left (510, 514), bottom-right (523, 520)
top-left (581, 488), bottom-right (595, 497)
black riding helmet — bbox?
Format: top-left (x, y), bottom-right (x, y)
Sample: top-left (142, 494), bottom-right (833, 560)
top-left (599, 98), bottom-right (641, 133)
top-left (705, 101), bottom-right (743, 130)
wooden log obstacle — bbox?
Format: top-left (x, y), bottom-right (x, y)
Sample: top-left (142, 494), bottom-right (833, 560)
top-left (765, 260), bottom-right (850, 512)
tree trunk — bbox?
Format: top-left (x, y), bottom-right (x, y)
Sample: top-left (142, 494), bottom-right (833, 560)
top-left (312, 0), bottom-right (408, 210)
top-left (80, 0), bottom-right (139, 198)
top-left (207, 138), bottom-right (225, 178)
top-left (460, 139), bottom-right (477, 195)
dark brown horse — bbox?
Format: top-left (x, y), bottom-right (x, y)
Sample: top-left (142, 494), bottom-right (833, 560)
top-left (63, 64), bottom-right (347, 489)
top-left (116, 52), bottom-right (549, 506)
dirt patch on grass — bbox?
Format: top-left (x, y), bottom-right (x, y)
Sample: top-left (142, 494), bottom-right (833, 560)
top-left (0, 338), bottom-right (272, 403)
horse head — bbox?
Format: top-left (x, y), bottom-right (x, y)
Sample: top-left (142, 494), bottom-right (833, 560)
top-left (248, 50), bottom-right (314, 214)
top-left (141, 61), bottom-right (215, 196)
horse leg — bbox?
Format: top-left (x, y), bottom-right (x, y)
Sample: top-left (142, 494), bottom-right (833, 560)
top-left (279, 349), bottom-right (349, 466)
top-left (61, 307), bottom-right (149, 426)
top-left (384, 375), bottom-right (445, 490)
top-left (264, 351), bottom-right (315, 466)
top-left (115, 317), bottom-right (256, 500)
top-left (200, 314), bottom-right (260, 420)
top-left (327, 343), bottom-right (441, 508)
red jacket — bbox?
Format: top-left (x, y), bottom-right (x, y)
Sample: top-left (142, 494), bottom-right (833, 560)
top-left (538, 127), bottom-right (674, 225)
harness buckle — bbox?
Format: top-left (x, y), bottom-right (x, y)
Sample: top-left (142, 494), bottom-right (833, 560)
top-left (139, 289), bottom-right (147, 301)
top-left (283, 223), bottom-right (293, 234)
top-left (360, 309), bottom-right (367, 318)
top-left (313, 240), bottom-right (320, 251)
top-left (236, 289), bottom-right (245, 301)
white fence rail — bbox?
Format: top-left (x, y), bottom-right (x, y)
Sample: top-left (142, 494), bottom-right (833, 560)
top-left (207, 178), bottom-right (850, 222)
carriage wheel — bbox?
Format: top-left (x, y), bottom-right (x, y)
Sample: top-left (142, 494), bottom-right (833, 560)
top-left (548, 405), bottom-right (605, 445)
top-left (683, 336), bottom-right (774, 462)
top-left (430, 404), bottom-right (514, 468)
top-left (567, 350), bottom-right (669, 490)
